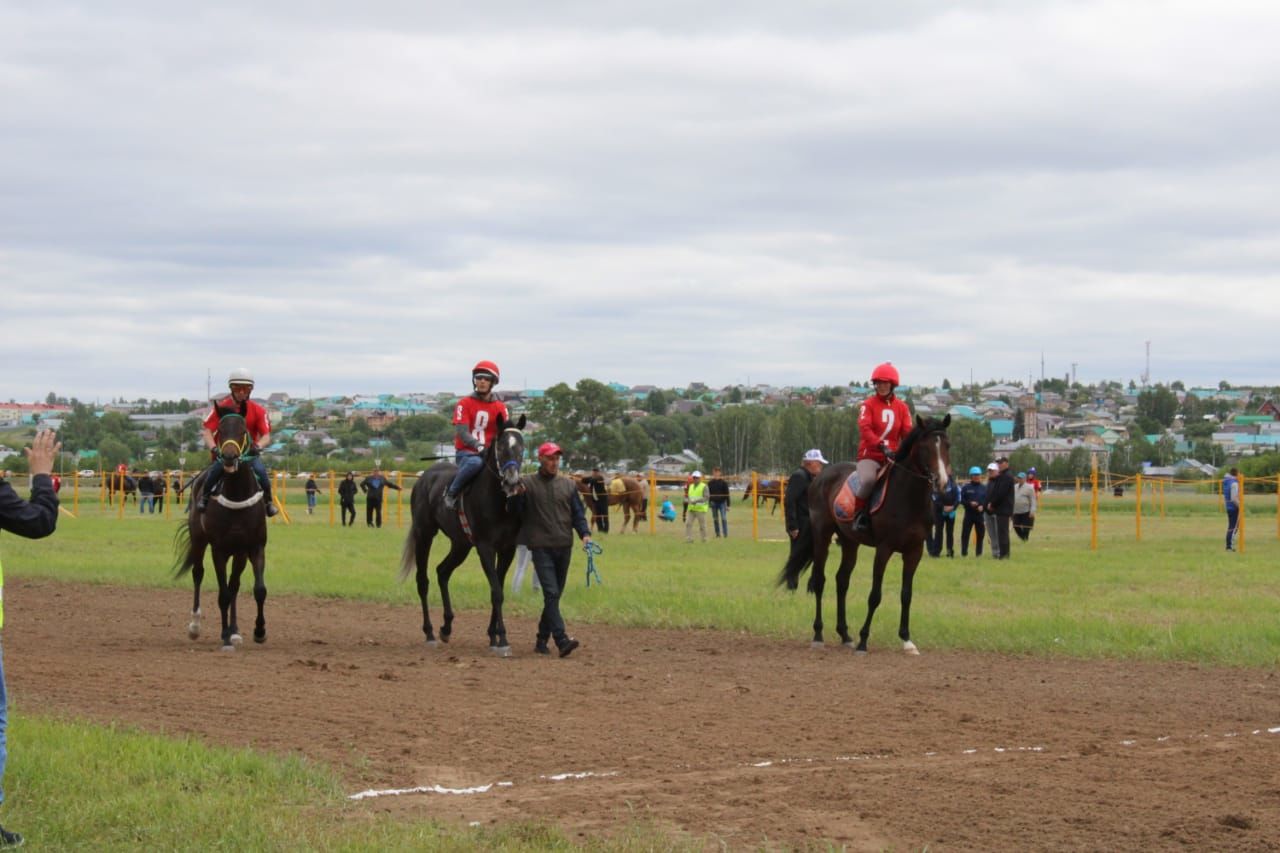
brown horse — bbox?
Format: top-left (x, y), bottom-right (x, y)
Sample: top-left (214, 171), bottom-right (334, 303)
top-left (741, 478), bottom-right (782, 514)
top-left (778, 414), bottom-right (951, 654)
top-left (574, 475), bottom-right (649, 533)
top-left (104, 472), bottom-right (137, 506)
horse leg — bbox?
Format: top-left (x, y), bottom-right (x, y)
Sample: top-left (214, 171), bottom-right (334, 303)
top-left (413, 531), bottom-right (437, 645)
top-left (188, 542), bottom-right (206, 640)
top-left (834, 541), bottom-right (859, 647)
top-left (898, 545), bottom-right (923, 655)
top-left (809, 533), bottom-right (829, 647)
top-left (224, 554), bottom-right (247, 648)
top-left (856, 547), bottom-right (892, 653)
top-left (485, 546), bottom-right (513, 656)
top-left (251, 547), bottom-right (267, 644)
top-left (212, 553), bottom-right (237, 650)
top-left (435, 540), bottom-right (471, 643)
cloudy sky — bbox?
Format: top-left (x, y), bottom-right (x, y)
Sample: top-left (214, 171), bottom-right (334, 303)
top-left (4, 1), bottom-right (1279, 403)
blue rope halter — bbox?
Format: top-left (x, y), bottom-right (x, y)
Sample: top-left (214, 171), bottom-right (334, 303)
top-left (583, 540), bottom-right (603, 587)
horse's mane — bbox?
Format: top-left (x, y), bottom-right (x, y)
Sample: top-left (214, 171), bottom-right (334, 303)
top-left (894, 416), bottom-right (948, 466)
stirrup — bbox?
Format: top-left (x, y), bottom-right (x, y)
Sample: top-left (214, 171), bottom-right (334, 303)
top-left (444, 492), bottom-right (458, 509)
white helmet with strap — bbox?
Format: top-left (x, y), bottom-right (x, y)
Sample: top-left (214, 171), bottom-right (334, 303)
top-left (228, 367), bottom-right (255, 388)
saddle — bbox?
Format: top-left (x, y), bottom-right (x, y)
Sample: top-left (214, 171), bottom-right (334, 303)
top-left (832, 465), bottom-right (892, 524)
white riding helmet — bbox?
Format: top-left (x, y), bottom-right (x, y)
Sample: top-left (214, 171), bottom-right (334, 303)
top-left (228, 367), bottom-right (255, 388)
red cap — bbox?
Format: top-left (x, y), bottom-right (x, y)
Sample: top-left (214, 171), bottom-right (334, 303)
top-left (537, 442), bottom-right (563, 457)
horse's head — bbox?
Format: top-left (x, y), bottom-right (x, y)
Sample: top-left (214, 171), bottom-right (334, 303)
top-left (490, 414), bottom-right (527, 496)
top-left (902, 414), bottom-right (951, 496)
top-left (215, 410), bottom-right (250, 472)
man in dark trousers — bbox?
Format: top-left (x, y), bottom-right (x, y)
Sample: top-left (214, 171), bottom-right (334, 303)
top-left (360, 467), bottom-right (401, 528)
top-left (782, 449), bottom-right (827, 580)
top-left (514, 442), bottom-right (591, 658)
top-left (583, 467), bottom-right (609, 534)
top-left (337, 471), bottom-right (358, 527)
top-left (959, 465), bottom-right (987, 557)
top-left (0, 429), bottom-right (62, 848)
top-left (707, 467), bottom-right (731, 538)
top-left (984, 460), bottom-right (1015, 559)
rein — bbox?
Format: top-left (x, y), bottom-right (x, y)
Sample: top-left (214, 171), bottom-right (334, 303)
top-left (217, 413), bottom-right (250, 461)
top-left (886, 429), bottom-right (948, 487)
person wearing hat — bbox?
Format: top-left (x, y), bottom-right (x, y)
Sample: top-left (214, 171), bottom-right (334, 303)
top-left (444, 360), bottom-right (509, 509)
top-left (196, 368), bottom-right (277, 517)
top-left (984, 461), bottom-right (1015, 559)
top-left (514, 441), bottom-right (590, 657)
top-left (927, 463), bottom-right (960, 558)
top-left (684, 470), bottom-right (710, 543)
top-left (781, 449), bottom-right (828, 578)
top-left (852, 362), bottom-right (912, 534)
top-left (1025, 466), bottom-right (1043, 495)
top-left (1012, 471), bottom-right (1038, 542)
top-left (959, 465), bottom-right (987, 557)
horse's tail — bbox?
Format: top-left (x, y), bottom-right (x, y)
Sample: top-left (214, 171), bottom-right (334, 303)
top-left (172, 519), bottom-right (197, 578)
top-left (776, 534), bottom-right (814, 591)
top-left (398, 526), bottom-right (418, 583)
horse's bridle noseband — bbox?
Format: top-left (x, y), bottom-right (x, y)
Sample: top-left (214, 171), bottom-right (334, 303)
top-left (491, 427), bottom-right (524, 480)
top-left (887, 429), bottom-right (949, 490)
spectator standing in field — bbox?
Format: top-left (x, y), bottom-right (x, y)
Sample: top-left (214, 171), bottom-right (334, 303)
top-left (707, 467), bottom-right (731, 538)
top-left (514, 442), bottom-right (589, 657)
top-left (583, 468), bottom-right (609, 534)
top-left (444, 360), bottom-right (509, 509)
top-left (684, 471), bottom-right (709, 543)
top-left (1026, 466), bottom-right (1043, 495)
top-left (137, 469), bottom-right (155, 514)
top-left (0, 429), bottom-right (62, 848)
top-left (1223, 466), bottom-right (1240, 551)
top-left (304, 475), bottom-right (319, 515)
top-left (928, 464), bottom-right (959, 558)
top-left (959, 466), bottom-right (987, 557)
top-left (360, 467), bottom-right (401, 528)
top-left (852, 362), bottom-right (912, 534)
top-left (151, 472), bottom-right (167, 514)
top-left (782, 449), bottom-right (826, 580)
top-left (338, 472), bottom-right (358, 527)
top-left (984, 461), bottom-right (1015, 559)
top-left (1012, 472), bottom-right (1038, 541)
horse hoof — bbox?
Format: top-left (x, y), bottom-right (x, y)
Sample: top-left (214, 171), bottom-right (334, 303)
top-left (220, 644), bottom-right (236, 652)
top-left (230, 633), bottom-right (243, 647)
top-left (854, 647), bottom-right (869, 656)
top-left (903, 641), bottom-right (920, 656)
top-left (842, 641), bottom-right (858, 650)
top-left (187, 623), bottom-right (201, 641)
top-left (810, 641), bottom-right (825, 650)
top-left (425, 639), bottom-right (439, 648)
top-left (253, 632), bottom-right (266, 644)
top-left (491, 645), bottom-right (512, 658)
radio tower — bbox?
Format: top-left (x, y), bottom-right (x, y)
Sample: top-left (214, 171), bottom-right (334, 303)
top-left (1140, 341), bottom-right (1151, 388)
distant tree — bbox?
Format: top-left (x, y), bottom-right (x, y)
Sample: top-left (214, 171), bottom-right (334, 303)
top-left (644, 388), bottom-right (669, 415)
top-left (946, 418), bottom-right (994, 476)
top-left (621, 422), bottom-right (655, 466)
top-left (97, 436), bottom-right (132, 468)
top-left (941, 378), bottom-right (951, 390)
top-left (45, 391), bottom-right (57, 405)
top-left (1171, 380), bottom-right (1185, 391)
top-left (1137, 384), bottom-right (1178, 428)
top-left (1218, 380), bottom-right (1232, 391)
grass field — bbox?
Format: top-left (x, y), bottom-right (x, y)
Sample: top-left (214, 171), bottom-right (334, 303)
top-left (3, 485), bottom-right (1277, 849)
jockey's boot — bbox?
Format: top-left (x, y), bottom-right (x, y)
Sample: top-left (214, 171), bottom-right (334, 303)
top-left (852, 511), bottom-right (872, 534)
top-left (196, 491), bottom-right (209, 512)
top-left (265, 502), bottom-right (278, 517)
top-left (444, 491), bottom-right (458, 510)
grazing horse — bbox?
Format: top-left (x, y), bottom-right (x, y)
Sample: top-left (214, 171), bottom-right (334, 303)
top-left (741, 478), bottom-right (783, 514)
top-left (778, 414), bottom-right (951, 654)
top-left (575, 475), bottom-right (648, 533)
top-left (172, 411), bottom-right (270, 650)
top-left (399, 414), bottom-right (526, 655)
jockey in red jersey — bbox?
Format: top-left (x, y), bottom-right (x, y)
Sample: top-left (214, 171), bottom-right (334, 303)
top-left (196, 368), bottom-right (277, 516)
top-left (444, 360), bottom-right (511, 509)
top-left (852, 361), bottom-right (912, 533)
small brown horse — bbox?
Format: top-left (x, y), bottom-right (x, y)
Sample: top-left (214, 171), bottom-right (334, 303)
top-left (741, 478), bottom-right (783, 514)
top-left (575, 475), bottom-right (648, 533)
top-left (778, 415), bottom-right (951, 654)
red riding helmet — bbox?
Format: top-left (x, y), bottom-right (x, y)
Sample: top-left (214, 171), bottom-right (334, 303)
top-left (472, 360), bottom-right (500, 385)
top-left (870, 362), bottom-right (900, 387)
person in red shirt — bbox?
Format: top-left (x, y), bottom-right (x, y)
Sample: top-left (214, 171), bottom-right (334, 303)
top-left (852, 362), bottom-right (913, 533)
top-left (195, 368), bottom-right (277, 516)
top-left (1026, 466), bottom-right (1043, 494)
top-left (444, 360), bottom-right (510, 509)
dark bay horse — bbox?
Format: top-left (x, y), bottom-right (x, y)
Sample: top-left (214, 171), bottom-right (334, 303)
top-left (173, 411), bottom-right (269, 650)
top-left (105, 473), bottom-right (136, 506)
top-left (778, 414), bottom-right (951, 654)
top-left (742, 478), bottom-right (782, 514)
top-left (399, 415), bottom-right (526, 655)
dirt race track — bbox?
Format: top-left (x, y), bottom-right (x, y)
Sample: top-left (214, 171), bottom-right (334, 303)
top-left (10, 578), bottom-right (1280, 850)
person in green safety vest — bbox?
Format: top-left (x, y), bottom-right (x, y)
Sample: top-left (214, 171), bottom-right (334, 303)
top-left (0, 429), bottom-right (62, 849)
top-left (684, 470), bottom-right (710, 543)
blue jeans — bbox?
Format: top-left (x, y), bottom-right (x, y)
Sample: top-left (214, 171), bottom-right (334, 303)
top-left (447, 451), bottom-right (484, 497)
top-left (1226, 507), bottom-right (1239, 549)
top-left (306, 493), bottom-right (317, 512)
top-left (710, 501), bottom-right (729, 537)
top-left (139, 495), bottom-right (154, 513)
top-left (531, 547), bottom-right (572, 648)
top-left (0, 640), bottom-right (8, 805)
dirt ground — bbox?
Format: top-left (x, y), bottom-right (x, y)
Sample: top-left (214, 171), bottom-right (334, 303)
top-left (9, 577), bottom-right (1280, 851)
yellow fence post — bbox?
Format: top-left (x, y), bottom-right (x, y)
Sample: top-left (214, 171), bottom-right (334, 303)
top-left (328, 469), bottom-right (336, 527)
top-left (1074, 476), bottom-right (1081, 517)
top-left (648, 469), bottom-right (657, 535)
top-left (751, 471), bottom-right (760, 542)
top-left (73, 470), bottom-right (80, 516)
top-left (1159, 479), bottom-right (1166, 518)
top-left (100, 469), bottom-right (107, 508)
top-left (1135, 472), bottom-right (1143, 541)
top-left (1090, 457), bottom-right (1098, 551)
top-left (1238, 474), bottom-right (1246, 554)
top-left (396, 471), bottom-right (404, 528)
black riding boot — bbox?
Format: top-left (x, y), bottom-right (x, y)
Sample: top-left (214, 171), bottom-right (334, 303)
top-left (196, 463), bottom-right (222, 512)
top-left (256, 468), bottom-right (278, 517)
top-left (853, 510), bottom-right (872, 535)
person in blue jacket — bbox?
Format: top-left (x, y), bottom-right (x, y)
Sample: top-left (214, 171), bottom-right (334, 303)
top-left (958, 465), bottom-right (987, 557)
top-left (927, 464), bottom-right (960, 557)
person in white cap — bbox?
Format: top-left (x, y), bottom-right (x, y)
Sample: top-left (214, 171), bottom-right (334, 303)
top-left (984, 461), bottom-right (1015, 559)
top-left (684, 470), bottom-right (709, 542)
top-left (782, 449), bottom-right (828, 576)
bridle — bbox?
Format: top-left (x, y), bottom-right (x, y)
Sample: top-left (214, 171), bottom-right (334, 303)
top-left (489, 427), bottom-right (524, 484)
top-left (886, 427), bottom-right (949, 491)
top-left (217, 413), bottom-right (250, 467)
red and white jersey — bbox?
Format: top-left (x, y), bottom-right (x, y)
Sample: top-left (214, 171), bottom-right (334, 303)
top-left (453, 396), bottom-right (509, 451)
top-left (203, 396), bottom-right (271, 443)
top-left (857, 393), bottom-right (912, 462)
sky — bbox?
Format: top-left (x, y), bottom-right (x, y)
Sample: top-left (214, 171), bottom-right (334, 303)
top-left (4, 1), bottom-right (1280, 403)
